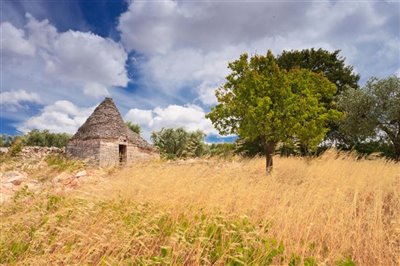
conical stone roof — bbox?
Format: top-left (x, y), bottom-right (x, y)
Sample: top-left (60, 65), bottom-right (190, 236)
top-left (71, 97), bottom-right (157, 152)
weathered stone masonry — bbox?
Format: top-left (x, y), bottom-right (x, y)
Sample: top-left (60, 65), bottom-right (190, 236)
top-left (66, 98), bottom-right (158, 167)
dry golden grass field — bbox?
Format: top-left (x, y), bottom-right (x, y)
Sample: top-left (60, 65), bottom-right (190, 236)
top-left (1, 151), bottom-right (399, 265)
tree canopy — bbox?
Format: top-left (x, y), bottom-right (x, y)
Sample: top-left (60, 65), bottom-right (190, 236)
top-left (276, 48), bottom-right (360, 93)
top-left (206, 51), bottom-right (341, 172)
top-left (151, 128), bottom-right (207, 159)
top-left (125, 122), bottom-right (141, 135)
top-left (240, 48), bottom-right (359, 156)
top-left (337, 76), bottom-right (400, 160)
top-left (23, 129), bottom-right (70, 148)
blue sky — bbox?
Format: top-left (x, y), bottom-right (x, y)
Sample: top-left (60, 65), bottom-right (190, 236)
top-left (1, 0), bottom-right (399, 142)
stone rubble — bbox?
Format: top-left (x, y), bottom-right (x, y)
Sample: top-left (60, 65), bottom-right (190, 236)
top-left (0, 146), bottom-right (102, 204)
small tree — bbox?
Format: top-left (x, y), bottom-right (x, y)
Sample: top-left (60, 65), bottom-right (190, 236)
top-left (125, 122), bottom-right (141, 135)
top-left (151, 128), bottom-right (207, 159)
top-left (8, 137), bottom-right (23, 156)
top-left (151, 128), bottom-right (189, 159)
top-left (183, 130), bottom-right (207, 157)
top-left (337, 76), bottom-right (400, 160)
top-left (206, 51), bottom-right (341, 173)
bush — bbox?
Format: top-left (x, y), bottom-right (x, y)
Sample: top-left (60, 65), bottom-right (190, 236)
top-left (23, 129), bottom-right (70, 148)
top-left (207, 143), bottom-right (236, 158)
top-left (0, 134), bottom-right (17, 147)
top-left (125, 122), bottom-right (141, 135)
top-left (151, 128), bottom-right (207, 159)
top-left (8, 137), bottom-right (23, 157)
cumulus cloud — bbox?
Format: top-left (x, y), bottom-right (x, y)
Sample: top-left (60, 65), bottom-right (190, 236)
top-left (124, 104), bottom-right (217, 140)
top-left (17, 100), bottom-right (94, 134)
top-left (0, 89), bottom-right (41, 111)
top-left (118, 1), bottom-right (310, 54)
top-left (125, 108), bottom-right (153, 125)
top-left (3, 14), bottom-right (129, 99)
top-left (0, 22), bottom-right (35, 56)
top-left (118, 0), bottom-right (400, 104)
top-left (197, 81), bottom-right (220, 106)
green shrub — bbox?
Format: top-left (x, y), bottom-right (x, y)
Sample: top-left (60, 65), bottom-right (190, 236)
top-left (125, 122), bottom-right (141, 135)
top-left (23, 129), bottom-right (70, 148)
top-left (207, 143), bottom-right (236, 158)
top-left (8, 137), bottom-right (23, 157)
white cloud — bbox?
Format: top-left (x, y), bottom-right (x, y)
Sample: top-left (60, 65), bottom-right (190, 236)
top-left (151, 105), bottom-right (216, 134)
top-left (119, 1), bottom-right (400, 103)
top-left (124, 108), bottom-right (153, 125)
top-left (0, 89), bottom-right (41, 111)
top-left (124, 104), bottom-right (217, 140)
top-left (83, 83), bottom-right (110, 98)
top-left (197, 81), bottom-right (220, 106)
top-left (0, 22), bottom-right (35, 56)
top-left (25, 13), bottom-right (58, 50)
top-left (17, 100), bottom-right (93, 134)
top-left (3, 14), bottom-right (129, 100)
top-left (45, 30), bottom-right (129, 93)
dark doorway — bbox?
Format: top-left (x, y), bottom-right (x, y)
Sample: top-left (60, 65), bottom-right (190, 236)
top-left (119, 144), bottom-right (127, 164)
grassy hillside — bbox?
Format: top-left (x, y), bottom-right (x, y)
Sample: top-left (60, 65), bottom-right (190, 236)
top-left (1, 151), bottom-right (399, 265)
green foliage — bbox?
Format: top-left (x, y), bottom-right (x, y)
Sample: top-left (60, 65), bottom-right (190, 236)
top-left (151, 128), bottom-right (207, 159)
top-left (8, 137), bottom-right (23, 157)
top-left (337, 76), bottom-right (400, 160)
top-left (45, 154), bottom-right (84, 172)
top-left (304, 257), bottom-right (318, 266)
top-left (276, 48), bottom-right (360, 94)
top-left (235, 136), bottom-right (265, 157)
top-left (208, 143), bottom-right (236, 158)
top-left (206, 51), bottom-right (341, 170)
top-left (182, 130), bottom-right (207, 157)
top-left (23, 129), bottom-right (70, 148)
top-left (0, 134), bottom-right (16, 147)
top-left (125, 121), bottom-right (141, 135)
top-left (241, 48), bottom-right (359, 155)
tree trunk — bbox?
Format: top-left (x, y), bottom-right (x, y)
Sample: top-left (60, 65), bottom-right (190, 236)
top-left (264, 141), bottom-right (276, 174)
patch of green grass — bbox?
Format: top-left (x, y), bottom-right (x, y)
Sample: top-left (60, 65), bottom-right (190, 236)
top-left (45, 154), bottom-right (84, 173)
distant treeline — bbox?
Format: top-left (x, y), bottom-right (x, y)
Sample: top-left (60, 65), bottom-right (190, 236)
top-left (0, 130), bottom-right (71, 148)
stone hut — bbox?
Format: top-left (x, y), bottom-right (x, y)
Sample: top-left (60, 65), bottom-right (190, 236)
top-left (66, 97), bottom-right (158, 166)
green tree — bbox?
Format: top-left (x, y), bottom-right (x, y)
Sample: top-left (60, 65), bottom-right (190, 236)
top-left (23, 129), bottom-right (70, 148)
top-left (183, 130), bottom-right (207, 157)
top-left (206, 51), bottom-right (341, 172)
top-left (0, 135), bottom-right (16, 147)
top-left (337, 76), bottom-right (400, 160)
top-left (208, 143), bottom-right (236, 158)
top-left (277, 48), bottom-right (360, 93)
top-left (238, 48), bottom-right (359, 156)
top-left (151, 128), bottom-right (207, 159)
top-left (125, 122), bottom-right (141, 135)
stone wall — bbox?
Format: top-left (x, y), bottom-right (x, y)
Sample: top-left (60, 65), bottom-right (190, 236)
top-left (127, 145), bottom-right (159, 161)
top-left (99, 141), bottom-right (119, 167)
top-left (66, 139), bottom-right (100, 165)
top-left (67, 138), bottom-right (159, 167)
